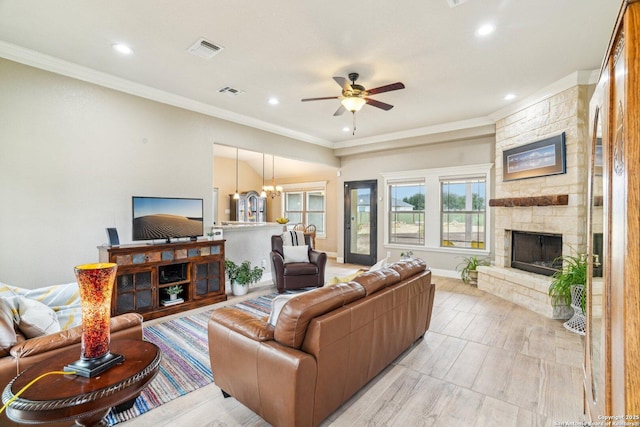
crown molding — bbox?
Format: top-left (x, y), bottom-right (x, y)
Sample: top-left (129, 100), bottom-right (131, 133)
top-left (0, 41), bottom-right (333, 148)
top-left (488, 70), bottom-right (599, 122)
top-left (334, 116), bottom-right (496, 149)
top-left (1, 41), bottom-right (599, 152)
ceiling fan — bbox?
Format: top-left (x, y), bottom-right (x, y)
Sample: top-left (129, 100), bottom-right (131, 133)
top-left (301, 72), bottom-right (405, 117)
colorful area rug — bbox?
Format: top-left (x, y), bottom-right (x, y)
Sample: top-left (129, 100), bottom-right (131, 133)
top-left (105, 293), bottom-right (284, 425)
top-left (104, 289), bottom-right (317, 425)
top-left (105, 309), bottom-right (214, 425)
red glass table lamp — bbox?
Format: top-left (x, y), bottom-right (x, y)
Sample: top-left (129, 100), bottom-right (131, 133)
top-left (64, 263), bottom-right (124, 377)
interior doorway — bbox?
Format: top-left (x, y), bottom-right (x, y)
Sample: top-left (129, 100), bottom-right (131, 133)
top-left (344, 180), bottom-right (377, 266)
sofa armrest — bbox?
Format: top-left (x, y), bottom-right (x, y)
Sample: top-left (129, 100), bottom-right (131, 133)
top-left (309, 249), bottom-right (326, 266)
top-left (209, 307), bottom-right (274, 342)
top-left (309, 250), bottom-right (327, 287)
top-left (270, 250), bottom-right (285, 286)
top-left (208, 311), bottom-right (316, 427)
top-left (10, 312), bottom-right (143, 359)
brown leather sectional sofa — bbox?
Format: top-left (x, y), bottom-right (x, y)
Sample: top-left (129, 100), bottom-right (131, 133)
top-left (0, 313), bottom-right (143, 427)
top-left (208, 258), bottom-right (435, 427)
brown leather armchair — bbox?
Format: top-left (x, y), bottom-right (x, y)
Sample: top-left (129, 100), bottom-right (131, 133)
top-left (270, 234), bottom-right (326, 293)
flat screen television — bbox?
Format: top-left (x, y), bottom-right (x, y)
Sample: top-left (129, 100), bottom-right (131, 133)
top-left (132, 196), bottom-right (203, 242)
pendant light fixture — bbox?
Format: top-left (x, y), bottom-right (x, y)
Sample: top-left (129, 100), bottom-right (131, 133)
top-left (262, 154), bottom-right (283, 199)
top-left (233, 148), bottom-right (240, 200)
top-left (260, 153), bottom-right (267, 198)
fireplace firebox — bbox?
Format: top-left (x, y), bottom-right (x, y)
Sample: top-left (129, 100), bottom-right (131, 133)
top-left (511, 231), bottom-right (562, 276)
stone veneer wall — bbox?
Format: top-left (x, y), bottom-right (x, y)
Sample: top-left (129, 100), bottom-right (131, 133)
top-left (478, 85), bottom-right (590, 318)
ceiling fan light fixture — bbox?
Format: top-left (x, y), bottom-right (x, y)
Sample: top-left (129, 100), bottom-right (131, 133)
top-left (341, 97), bottom-right (366, 112)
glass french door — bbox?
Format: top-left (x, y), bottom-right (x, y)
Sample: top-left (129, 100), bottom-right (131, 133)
top-left (344, 180), bottom-right (377, 266)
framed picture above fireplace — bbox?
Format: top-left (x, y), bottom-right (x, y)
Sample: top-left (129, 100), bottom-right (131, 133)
top-left (502, 132), bottom-right (566, 181)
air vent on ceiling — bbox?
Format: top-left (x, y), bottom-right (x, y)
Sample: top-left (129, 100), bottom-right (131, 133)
top-left (218, 86), bottom-right (244, 96)
top-left (447, 0), bottom-right (468, 7)
top-left (188, 38), bottom-right (224, 59)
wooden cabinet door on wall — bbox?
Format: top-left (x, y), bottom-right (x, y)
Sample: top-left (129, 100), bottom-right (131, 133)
top-left (585, 0), bottom-right (640, 420)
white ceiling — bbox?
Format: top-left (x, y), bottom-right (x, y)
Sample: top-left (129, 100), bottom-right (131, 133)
top-left (0, 0), bottom-right (620, 175)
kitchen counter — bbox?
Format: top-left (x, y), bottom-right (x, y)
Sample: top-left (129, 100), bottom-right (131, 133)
top-left (219, 222), bottom-right (283, 290)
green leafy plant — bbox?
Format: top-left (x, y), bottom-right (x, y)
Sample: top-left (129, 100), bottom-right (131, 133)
top-left (400, 250), bottom-right (414, 258)
top-left (456, 255), bottom-right (489, 284)
top-left (225, 259), bottom-right (264, 286)
top-left (548, 254), bottom-right (587, 313)
top-left (165, 285), bottom-right (182, 295)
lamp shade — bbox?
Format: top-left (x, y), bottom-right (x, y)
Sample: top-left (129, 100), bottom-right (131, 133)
top-left (341, 96), bottom-right (366, 112)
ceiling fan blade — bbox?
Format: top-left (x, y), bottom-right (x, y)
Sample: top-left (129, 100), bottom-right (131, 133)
top-left (333, 104), bottom-right (346, 116)
top-left (366, 82), bottom-right (405, 95)
top-left (301, 96), bottom-right (340, 102)
top-left (365, 98), bottom-right (394, 111)
top-left (333, 76), bottom-right (352, 92)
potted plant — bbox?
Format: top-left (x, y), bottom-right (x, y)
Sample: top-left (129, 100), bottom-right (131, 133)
top-left (164, 285), bottom-right (182, 301)
top-left (548, 253), bottom-right (587, 323)
top-left (400, 250), bottom-right (414, 260)
top-left (225, 259), bottom-right (264, 296)
top-left (457, 255), bottom-right (489, 287)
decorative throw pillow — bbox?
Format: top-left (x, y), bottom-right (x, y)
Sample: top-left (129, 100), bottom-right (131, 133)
top-left (14, 296), bottom-right (61, 338)
top-left (267, 294), bottom-right (298, 327)
top-left (0, 299), bottom-right (17, 356)
top-left (283, 245), bottom-right (310, 264)
top-left (281, 231), bottom-right (306, 246)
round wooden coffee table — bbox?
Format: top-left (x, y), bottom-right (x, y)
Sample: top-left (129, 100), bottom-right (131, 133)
top-left (2, 339), bottom-right (161, 426)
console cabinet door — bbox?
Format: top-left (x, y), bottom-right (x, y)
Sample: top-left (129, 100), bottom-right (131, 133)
top-left (193, 259), bottom-right (223, 298)
top-left (113, 268), bottom-right (156, 315)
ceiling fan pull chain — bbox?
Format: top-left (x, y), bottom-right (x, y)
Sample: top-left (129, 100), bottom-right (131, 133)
top-left (353, 112), bottom-right (356, 135)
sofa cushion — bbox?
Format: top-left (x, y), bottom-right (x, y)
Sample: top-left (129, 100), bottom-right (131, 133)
top-left (274, 282), bottom-right (365, 349)
top-left (388, 258), bottom-right (427, 281)
top-left (0, 282), bottom-right (82, 331)
top-left (12, 296), bottom-right (61, 338)
top-left (283, 245), bottom-right (310, 264)
top-left (0, 298), bottom-right (17, 357)
top-left (283, 262), bottom-right (317, 276)
top-left (352, 268), bottom-right (401, 296)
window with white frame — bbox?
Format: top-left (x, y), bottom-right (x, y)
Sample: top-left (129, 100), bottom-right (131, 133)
top-left (441, 177), bottom-right (486, 249)
top-left (388, 179), bottom-right (425, 246)
top-left (382, 164), bottom-right (491, 251)
top-left (281, 182), bottom-right (327, 236)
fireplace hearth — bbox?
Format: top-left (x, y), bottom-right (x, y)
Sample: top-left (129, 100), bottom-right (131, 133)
top-left (511, 231), bottom-right (562, 276)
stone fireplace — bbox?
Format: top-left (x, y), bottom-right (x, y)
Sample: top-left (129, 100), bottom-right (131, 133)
top-left (511, 231), bottom-right (562, 276)
top-left (477, 83), bottom-right (589, 318)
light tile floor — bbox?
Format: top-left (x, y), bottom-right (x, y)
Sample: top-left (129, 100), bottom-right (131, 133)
top-left (125, 261), bottom-right (585, 427)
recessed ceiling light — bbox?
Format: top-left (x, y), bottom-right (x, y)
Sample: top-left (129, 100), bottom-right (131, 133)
top-left (342, 127), bottom-right (350, 132)
top-left (268, 97), bottom-right (279, 105)
top-left (504, 93), bottom-right (516, 100)
top-left (112, 43), bottom-right (134, 55)
top-left (476, 24), bottom-right (495, 37)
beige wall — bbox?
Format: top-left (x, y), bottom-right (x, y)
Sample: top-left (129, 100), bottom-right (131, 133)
top-left (213, 156), bottom-right (264, 223)
top-left (267, 170), bottom-right (340, 254)
top-left (337, 136), bottom-right (495, 271)
top-left (0, 59), bottom-right (338, 288)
